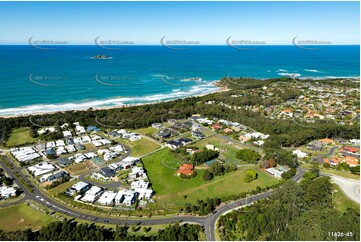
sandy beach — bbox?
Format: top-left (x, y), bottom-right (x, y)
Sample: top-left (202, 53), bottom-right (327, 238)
top-left (0, 81), bottom-right (230, 119)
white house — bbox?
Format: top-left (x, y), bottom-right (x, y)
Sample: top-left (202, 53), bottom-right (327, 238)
top-left (131, 180), bottom-right (149, 189)
top-left (293, 150), bottom-right (308, 159)
top-left (28, 162), bottom-right (56, 177)
top-left (115, 190), bottom-right (137, 206)
top-left (135, 188), bottom-right (153, 200)
top-left (0, 186), bottom-right (17, 198)
top-left (69, 181), bottom-right (90, 194)
top-left (97, 191), bottom-right (117, 206)
top-left (81, 186), bottom-right (103, 203)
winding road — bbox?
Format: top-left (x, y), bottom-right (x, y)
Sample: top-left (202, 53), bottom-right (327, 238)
top-left (0, 152), bottom-right (306, 241)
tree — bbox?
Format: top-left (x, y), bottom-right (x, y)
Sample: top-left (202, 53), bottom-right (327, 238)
top-left (236, 149), bottom-right (261, 163)
top-left (244, 170), bottom-right (258, 183)
top-left (281, 168), bottom-right (296, 180)
top-left (190, 149), bottom-right (219, 165)
top-left (209, 162), bottom-right (225, 176)
top-left (202, 170), bottom-right (214, 181)
top-left (263, 158), bottom-right (276, 168)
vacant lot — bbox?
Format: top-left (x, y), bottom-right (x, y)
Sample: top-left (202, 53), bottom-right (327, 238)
top-left (0, 203), bottom-right (57, 231)
top-left (193, 136), bottom-right (248, 165)
top-left (122, 138), bottom-right (161, 157)
top-left (49, 180), bottom-right (78, 195)
top-left (134, 127), bottom-right (158, 136)
top-left (6, 127), bottom-right (37, 147)
top-left (142, 149), bottom-right (279, 204)
top-left (64, 160), bottom-right (94, 176)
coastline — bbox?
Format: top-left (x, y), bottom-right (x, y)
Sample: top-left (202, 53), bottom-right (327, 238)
top-left (0, 81), bottom-right (229, 119)
top-left (0, 76), bottom-right (358, 119)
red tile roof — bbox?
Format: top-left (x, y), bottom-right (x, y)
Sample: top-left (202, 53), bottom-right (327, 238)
top-left (177, 164), bottom-right (194, 176)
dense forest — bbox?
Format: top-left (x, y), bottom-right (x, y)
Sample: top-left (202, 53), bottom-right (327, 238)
top-left (218, 170), bottom-right (360, 241)
top-left (0, 221), bottom-right (203, 241)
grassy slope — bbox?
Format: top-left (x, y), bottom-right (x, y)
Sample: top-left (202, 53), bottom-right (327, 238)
top-left (122, 138), bottom-right (161, 157)
top-left (332, 184), bottom-right (360, 213)
top-left (6, 127), bottom-right (37, 147)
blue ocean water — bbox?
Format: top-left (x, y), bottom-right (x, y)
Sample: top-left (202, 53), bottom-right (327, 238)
top-left (0, 45), bottom-right (359, 116)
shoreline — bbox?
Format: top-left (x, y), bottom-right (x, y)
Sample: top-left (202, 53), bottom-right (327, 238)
top-left (0, 76), bottom-right (358, 119)
top-left (0, 81), bottom-right (229, 119)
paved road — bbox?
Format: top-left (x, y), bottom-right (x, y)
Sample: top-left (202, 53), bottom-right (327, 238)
top-left (205, 168), bottom-right (305, 241)
top-left (321, 172), bottom-right (360, 204)
top-left (325, 146), bottom-right (339, 157)
top-left (200, 127), bottom-right (262, 152)
top-left (1, 154), bottom-right (305, 241)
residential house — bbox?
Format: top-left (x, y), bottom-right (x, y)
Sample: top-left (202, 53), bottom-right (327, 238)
top-left (115, 190), bottom-right (137, 206)
top-left (97, 191), bottom-right (117, 206)
top-left (177, 164), bottom-right (194, 176)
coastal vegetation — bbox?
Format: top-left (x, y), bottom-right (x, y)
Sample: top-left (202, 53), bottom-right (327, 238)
top-left (0, 220), bottom-right (203, 241)
top-left (217, 174), bottom-right (360, 241)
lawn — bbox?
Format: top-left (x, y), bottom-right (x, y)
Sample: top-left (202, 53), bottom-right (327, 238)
top-left (193, 136), bottom-right (248, 165)
top-left (142, 149), bottom-right (279, 204)
top-left (122, 138), bottom-right (161, 157)
top-left (134, 127), bottom-right (158, 136)
top-left (332, 184), bottom-right (360, 213)
top-left (0, 203), bottom-right (57, 231)
top-left (49, 180), bottom-right (78, 195)
top-left (6, 127), bottom-right (37, 147)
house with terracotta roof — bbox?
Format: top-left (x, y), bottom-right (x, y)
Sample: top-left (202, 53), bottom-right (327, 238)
top-left (323, 157), bottom-right (340, 166)
top-left (176, 164), bottom-right (194, 176)
top-left (211, 123), bottom-right (222, 130)
top-left (341, 146), bottom-right (360, 154)
top-left (319, 138), bottom-right (334, 145)
top-left (343, 156), bottom-right (359, 167)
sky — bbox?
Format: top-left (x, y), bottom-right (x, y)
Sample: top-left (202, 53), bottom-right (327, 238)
top-left (0, 1), bottom-right (359, 45)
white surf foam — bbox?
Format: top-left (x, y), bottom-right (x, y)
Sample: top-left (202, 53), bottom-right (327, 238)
top-left (0, 83), bottom-right (219, 117)
top-left (304, 69), bottom-right (322, 73)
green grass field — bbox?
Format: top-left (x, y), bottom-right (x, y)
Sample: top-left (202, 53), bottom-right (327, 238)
top-left (142, 149), bottom-right (279, 204)
top-left (122, 138), bottom-right (161, 157)
top-left (49, 180), bottom-right (78, 195)
top-left (134, 127), bottom-right (158, 136)
top-left (332, 184), bottom-right (360, 213)
top-left (6, 127), bottom-right (37, 147)
top-left (0, 203), bottom-right (57, 231)
top-left (193, 136), bottom-right (248, 164)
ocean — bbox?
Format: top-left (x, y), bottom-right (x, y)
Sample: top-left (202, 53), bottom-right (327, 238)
top-left (0, 45), bottom-right (359, 116)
